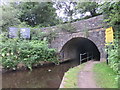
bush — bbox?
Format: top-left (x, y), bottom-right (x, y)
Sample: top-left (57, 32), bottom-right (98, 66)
top-left (30, 28), bottom-right (47, 40)
top-left (107, 40), bottom-right (120, 74)
top-left (30, 28), bottom-right (57, 43)
top-left (0, 34), bottom-right (59, 70)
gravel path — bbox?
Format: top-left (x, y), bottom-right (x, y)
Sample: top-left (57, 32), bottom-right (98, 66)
top-left (78, 60), bottom-right (99, 88)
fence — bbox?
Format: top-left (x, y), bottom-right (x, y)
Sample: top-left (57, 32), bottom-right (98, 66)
top-left (79, 52), bottom-right (93, 64)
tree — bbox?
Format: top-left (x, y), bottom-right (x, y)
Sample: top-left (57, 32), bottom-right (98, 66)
top-left (0, 4), bottom-right (21, 31)
top-left (101, 2), bottom-right (120, 26)
top-left (101, 1), bottom-right (120, 39)
top-left (77, 2), bottom-right (99, 17)
top-left (54, 1), bottom-right (77, 22)
top-left (18, 2), bottom-right (59, 27)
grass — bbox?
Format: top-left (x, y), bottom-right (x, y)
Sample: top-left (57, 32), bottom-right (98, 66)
top-left (93, 62), bottom-right (118, 88)
top-left (63, 63), bottom-right (85, 88)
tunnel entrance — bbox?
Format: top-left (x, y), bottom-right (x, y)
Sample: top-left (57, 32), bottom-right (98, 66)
top-left (59, 37), bottom-right (100, 63)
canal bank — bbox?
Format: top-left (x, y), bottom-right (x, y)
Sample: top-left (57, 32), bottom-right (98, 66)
top-left (2, 60), bottom-right (79, 88)
top-left (59, 62), bottom-right (85, 88)
top-left (59, 60), bottom-right (118, 88)
top-left (2, 61), bottom-right (58, 73)
top-left (59, 61), bottom-right (100, 88)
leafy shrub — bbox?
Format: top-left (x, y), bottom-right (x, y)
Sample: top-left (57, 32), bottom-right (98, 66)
top-left (107, 40), bottom-right (120, 84)
top-left (45, 30), bottom-right (58, 43)
top-left (59, 23), bottom-right (76, 33)
top-left (101, 2), bottom-right (120, 26)
top-left (30, 29), bottom-right (47, 40)
top-left (0, 34), bottom-right (59, 70)
top-left (30, 28), bottom-right (57, 43)
top-left (107, 40), bottom-right (120, 74)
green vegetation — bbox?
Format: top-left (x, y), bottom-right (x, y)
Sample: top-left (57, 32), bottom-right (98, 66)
top-left (83, 29), bottom-right (89, 38)
top-left (59, 23), bottom-right (76, 33)
top-left (107, 41), bottom-right (120, 74)
top-left (0, 33), bottom-right (59, 70)
top-left (0, 1), bottom-right (119, 74)
top-left (0, 2), bottom-right (59, 32)
top-left (77, 2), bottom-right (99, 17)
top-left (18, 2), bottom-right (59, 27)
top-left (63, 64), bottom-right (85, 88)
top-left (101, 2), bottom-right (120, 86)
top-left (30, 28), bottom-right (58, 43)
top-left (101, 2), bottom-right (120, 27)
top-left (93, 62), bottom-right (118, 88)
top-left (55, 2), bottom-right (77, 22)
top-left (0, 4), bottom-right (21, 31)
top-left (0, 1), bottom-right (102, 32)
top-left (106, 41), bottom-right (120, 87)
top-left (30, 29), bottom-right (46, 40)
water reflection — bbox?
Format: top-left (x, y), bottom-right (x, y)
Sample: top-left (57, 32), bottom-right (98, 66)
top-left (2, 60), bottom-right (79, 88)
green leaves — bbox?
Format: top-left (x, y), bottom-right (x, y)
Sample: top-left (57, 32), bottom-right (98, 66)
top-left (0, 35), bottom-right (59, 70)
top-left (77, 2), bottom-right (99, 17)
top-left (1, 2), bottom-right (60, 31)
top-left (30, 28), bottom-right (57, 43)
top-left (1, 4), bottom-right (21, 31)
top-left (19, 2), bottom-right (59, 27)
top-left (102, 2), bottom-right (120, 75)
top-left (59, 23), bottom-right (76, 33)
top-left (107, 40), bottom-right (119, 74)
top-left (102, 2), bottom-right (120, 26)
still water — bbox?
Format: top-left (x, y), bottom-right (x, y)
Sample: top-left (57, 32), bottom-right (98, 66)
top-left (2, 60), bottom-right (79, 88)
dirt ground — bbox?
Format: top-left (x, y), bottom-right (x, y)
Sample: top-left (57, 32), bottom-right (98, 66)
top-left (78, 60), bottom-right (100, 88)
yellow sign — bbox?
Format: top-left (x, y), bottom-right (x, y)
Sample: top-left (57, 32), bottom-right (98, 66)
top-left (105, 27), bottom-right (114, 43)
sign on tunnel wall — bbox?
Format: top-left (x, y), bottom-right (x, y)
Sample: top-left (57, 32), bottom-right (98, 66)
top-left (9, 27), bottom-right (18, 38)
top-left (20, 28), bottom-right (30, 39)
top-left (9, 27), bottom-right (30, 39)
top-left (105, 27), bottom-right (114, 43)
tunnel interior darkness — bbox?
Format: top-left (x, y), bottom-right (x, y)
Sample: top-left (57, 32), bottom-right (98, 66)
top-left (60, 37), bottom-right (100, 63)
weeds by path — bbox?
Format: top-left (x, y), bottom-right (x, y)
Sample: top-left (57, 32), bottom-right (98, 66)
top-left (93, 62), bottom-right (118, 88)
top-left (60, 63), bottom-right (85, 88)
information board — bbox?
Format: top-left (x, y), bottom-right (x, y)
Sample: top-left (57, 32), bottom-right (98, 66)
top-left (105, 27), bottom-right (114, 43)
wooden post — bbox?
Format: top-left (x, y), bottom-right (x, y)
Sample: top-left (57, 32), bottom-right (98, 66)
top-left (106, 46), bottom-right (109, 65)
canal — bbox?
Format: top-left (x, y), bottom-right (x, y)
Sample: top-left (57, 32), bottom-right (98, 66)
top-left (2, 60), bottom-right (79, 88)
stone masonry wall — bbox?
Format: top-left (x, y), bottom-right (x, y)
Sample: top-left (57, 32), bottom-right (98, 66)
top-left (50, 28), bottom-right (106, 59)
top-left (41, 15), bottom-right (107, 60)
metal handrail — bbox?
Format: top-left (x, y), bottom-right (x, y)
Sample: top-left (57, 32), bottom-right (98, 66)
top-left (80, 52), bottom-right (93, 64)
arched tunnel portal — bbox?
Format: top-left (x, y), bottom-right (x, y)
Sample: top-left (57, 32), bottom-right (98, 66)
top-left (59, 37), bottom-right (100, 63)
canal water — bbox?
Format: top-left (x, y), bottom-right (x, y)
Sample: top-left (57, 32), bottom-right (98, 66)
top-left (2, 60), bottom-right (79, 88)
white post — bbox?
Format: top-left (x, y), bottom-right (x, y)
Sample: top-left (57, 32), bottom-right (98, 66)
top-left (80, 54), bottom-right (81, 64)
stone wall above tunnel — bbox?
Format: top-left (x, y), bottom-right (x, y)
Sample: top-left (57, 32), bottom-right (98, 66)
top-left (72, 15), bottom-right (105, 32)
top-left (40, 15), bottom-right (106, 33)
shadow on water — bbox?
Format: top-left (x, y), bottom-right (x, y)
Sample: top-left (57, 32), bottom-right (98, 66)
top-left (2, 60), bottom-right (79, 88)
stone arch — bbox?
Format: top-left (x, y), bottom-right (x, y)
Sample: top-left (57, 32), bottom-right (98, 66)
top-left (59, 37), bottom-right (100, 62)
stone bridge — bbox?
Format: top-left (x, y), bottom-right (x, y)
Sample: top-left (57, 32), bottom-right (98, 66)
top-left (8, 15), bottom-right (107, 63)
top-left (42, 15), bottom-right (107, 62)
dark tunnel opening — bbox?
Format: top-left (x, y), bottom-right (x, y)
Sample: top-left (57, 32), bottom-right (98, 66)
top-left (59, 37), bottom-right (100, 63)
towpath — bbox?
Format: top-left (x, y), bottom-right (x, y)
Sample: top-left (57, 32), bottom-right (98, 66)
top-left (78, 60), bottom-right (99, 88)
